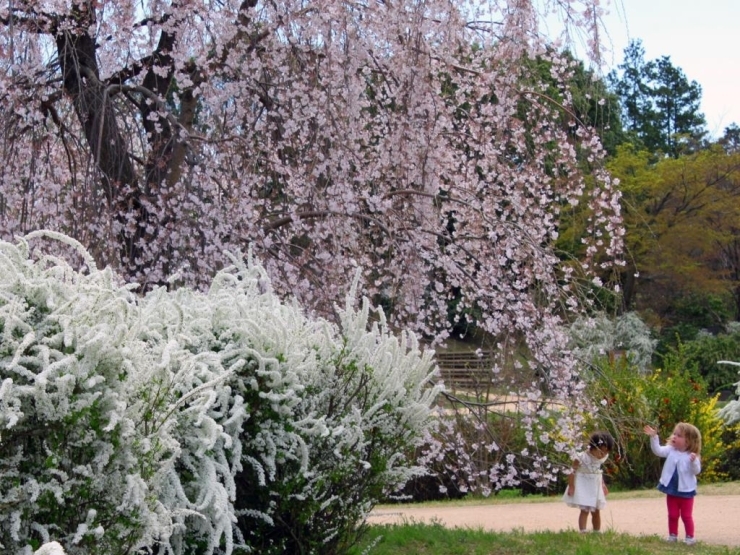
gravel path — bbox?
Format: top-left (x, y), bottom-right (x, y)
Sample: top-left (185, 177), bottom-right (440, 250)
top-left (368, 491), bottom-right (740, 547)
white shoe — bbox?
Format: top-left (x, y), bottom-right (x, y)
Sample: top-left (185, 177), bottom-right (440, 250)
top-left (685, 537), bottom-right (696, 545)
top-left (665, 535), bottom-right (678, 542)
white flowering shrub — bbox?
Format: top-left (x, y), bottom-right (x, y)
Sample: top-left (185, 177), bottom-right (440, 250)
top-left (718, 361), bottom-right (740, 425)
top-left (0, 234), bottom-right (168, 554)
top-left (569, 312), bottom-right (656, 373)
top-left (168, 261), bottom-right (441, 554)
top-left (34, 542), bottom-right (65, 555)
top-left (0, 232), bottom-right (440, 554)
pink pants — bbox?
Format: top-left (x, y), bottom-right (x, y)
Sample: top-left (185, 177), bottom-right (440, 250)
top-left (666, 495), bottom-right (695, 538)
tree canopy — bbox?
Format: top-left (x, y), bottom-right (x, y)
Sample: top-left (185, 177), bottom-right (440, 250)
top-left (609, 144), bottom-right (740, 322)
top-left (0, 1), bottom-right (622, 346)
top-left (609, 40), bottom-right (707, 157)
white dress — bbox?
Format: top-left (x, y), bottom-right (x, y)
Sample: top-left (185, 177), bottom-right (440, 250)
top-left (562, 451), bottom-right (608, 512)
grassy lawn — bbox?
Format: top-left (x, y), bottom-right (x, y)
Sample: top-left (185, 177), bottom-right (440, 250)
top-left (350, 482), bottom-right (740, 555)
top-left (348, 524), bottom-right (740, 555)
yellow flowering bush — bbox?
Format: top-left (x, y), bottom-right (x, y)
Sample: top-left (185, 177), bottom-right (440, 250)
top-left (586, 349), bottom-right (726, 490)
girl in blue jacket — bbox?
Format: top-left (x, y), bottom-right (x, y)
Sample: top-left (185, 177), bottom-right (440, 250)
top-left (644, 423), bottom-right (702, 545)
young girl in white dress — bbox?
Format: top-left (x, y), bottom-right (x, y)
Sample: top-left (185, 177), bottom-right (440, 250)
top-left (562, 431), bottom-right (616, 533)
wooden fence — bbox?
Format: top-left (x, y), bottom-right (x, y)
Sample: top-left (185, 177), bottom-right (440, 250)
top-left (434, 350), bottom-right (494, 390)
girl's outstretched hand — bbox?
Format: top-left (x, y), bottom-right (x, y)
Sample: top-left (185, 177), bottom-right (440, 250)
top-left (643, 425), bottom-right (657, 437)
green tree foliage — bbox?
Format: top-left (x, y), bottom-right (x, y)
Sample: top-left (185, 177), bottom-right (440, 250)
top-left (655, 293), bottom-right (733, 354)
top-left (680, 329), bottom-right (740, 394)
top-left (608, 144), bottom-right (740, 323)
top-left (609, 40), bottom-right (653, 147)
top-left (719, 124), bottom-right (740, 153)
top-left (529, 52), bottom-right (625, 157)
top-left (609, 40), bottom-right (707, 157)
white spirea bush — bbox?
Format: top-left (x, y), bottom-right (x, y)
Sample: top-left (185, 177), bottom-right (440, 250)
top-left (34, 542), bottom-right (65, 555)
top-left (569, 312), bottom-right (656, 373)
top-left (718, 361), bottom-right (740, 425)
top-left (0, 232), bottom-right (440, 554)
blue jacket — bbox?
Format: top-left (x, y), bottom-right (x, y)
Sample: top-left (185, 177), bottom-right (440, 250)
top-left (650, 435), bottom-right (701, 493)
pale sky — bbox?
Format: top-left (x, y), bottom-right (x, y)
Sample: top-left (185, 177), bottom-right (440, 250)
top-left (598, 0), bottom-right (740, 138)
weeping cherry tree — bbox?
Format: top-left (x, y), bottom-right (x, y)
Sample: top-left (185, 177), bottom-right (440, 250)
top-left (1, 0), bottom-right (623, 506)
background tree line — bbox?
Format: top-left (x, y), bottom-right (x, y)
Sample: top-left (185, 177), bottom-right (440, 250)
top-left (558, 38), bottom-right (740, 396)
top-left (611, 40), bottom-right (740, 362)
top-left (464, 38), bottom-right (740, 391)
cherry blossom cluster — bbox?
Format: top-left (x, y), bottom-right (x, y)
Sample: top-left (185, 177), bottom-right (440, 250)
top-left (0, 0), bottom-right (623, 495)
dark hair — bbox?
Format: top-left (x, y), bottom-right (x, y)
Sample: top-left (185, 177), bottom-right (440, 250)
top-left (588, 431), bottom-right (615, 452)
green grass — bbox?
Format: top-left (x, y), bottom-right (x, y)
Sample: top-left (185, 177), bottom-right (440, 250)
top-left (349, 523), bottom-right (740, 555)
top-left (351, 483), bottom-right (740, 555)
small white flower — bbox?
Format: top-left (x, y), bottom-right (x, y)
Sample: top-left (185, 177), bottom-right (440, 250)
top-left (35, 542), bottom-right (66, 555)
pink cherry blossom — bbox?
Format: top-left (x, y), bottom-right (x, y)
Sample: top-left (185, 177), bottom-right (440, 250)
top-left (1, 0), bottom-right (623, 493)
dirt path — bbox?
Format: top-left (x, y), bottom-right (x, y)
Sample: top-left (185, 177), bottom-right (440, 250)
top-left (368, 490), bottom-right (740, 547)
